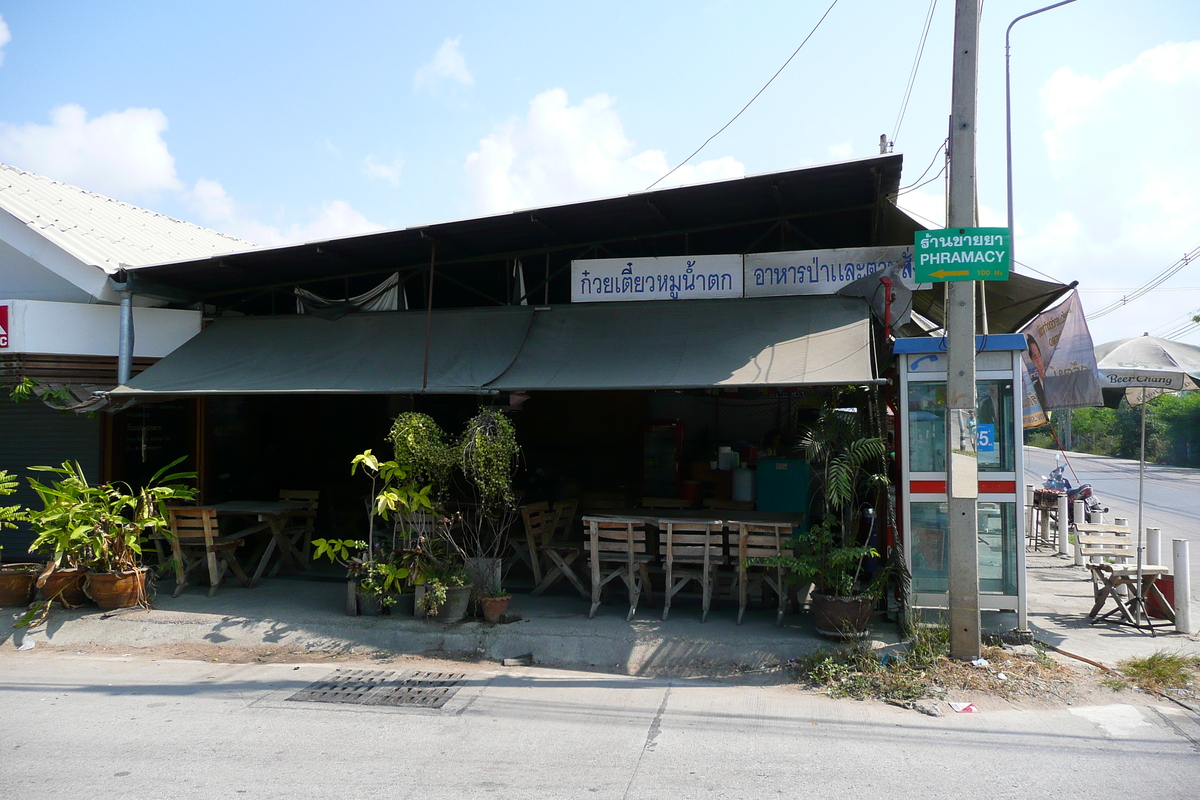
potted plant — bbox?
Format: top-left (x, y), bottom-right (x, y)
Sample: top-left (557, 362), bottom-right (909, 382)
top-left (310, 538), bottom-right (411, 615)
top-left (756, 392), bottom-right (891, 637)
top-left (24, 458), bottom-right (196, 610)
top-left (0, 470), bottom-right (38, 607)
top-left (389, 409), bottom-right (521, 621)
top-left (312, 449), bottom-right (433, 615)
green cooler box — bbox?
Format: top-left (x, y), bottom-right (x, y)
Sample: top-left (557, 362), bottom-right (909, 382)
top-left (755, 458), bottom-right (810, 513)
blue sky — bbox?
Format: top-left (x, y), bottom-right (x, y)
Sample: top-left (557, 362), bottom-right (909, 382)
top-left (0, 1), bottom-right (1197, 343)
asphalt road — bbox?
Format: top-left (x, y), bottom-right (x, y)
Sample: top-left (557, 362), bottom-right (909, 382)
top-left (1024, 445), bottom-right (1200, 602)
top-left (1, 652), bottom-right (1198, 800)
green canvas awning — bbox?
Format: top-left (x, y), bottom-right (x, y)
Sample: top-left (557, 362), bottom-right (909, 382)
top-left (111, 296), bottom-right (874, 396)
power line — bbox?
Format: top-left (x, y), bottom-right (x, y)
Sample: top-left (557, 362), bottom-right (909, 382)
top-left (897, 163), bottom-right (946, 196)
top-left (891, 0), bottom-right (939, 145)
top-left (898, 138), bottom-right (947, 191)
top-left (646, 0), bottom-right (840, 191)
top-left (1086, 243), bottom-right (1200, 319)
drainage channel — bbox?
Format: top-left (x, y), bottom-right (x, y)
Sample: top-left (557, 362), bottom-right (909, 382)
top-left (287, 669), bottom-right (469, 709)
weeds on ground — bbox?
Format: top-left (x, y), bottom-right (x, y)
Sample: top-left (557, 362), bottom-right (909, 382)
top-left (790, 625), bottom-right (1073, 703)
top-left (1117, 650), bottom-right (1200, 693)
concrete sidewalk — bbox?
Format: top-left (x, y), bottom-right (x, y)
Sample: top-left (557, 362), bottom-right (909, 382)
top-left (3, 551), bottom-right (1197, 673)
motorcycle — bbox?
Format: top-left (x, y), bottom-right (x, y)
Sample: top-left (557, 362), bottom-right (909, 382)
top-left (1041, 454), bottom-right (1107, 524)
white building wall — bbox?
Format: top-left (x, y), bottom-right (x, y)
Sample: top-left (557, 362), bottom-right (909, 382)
top-left (0, 299), bottom-right (201, 358)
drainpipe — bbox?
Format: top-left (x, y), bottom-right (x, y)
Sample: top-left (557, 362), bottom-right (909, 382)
top-left (118, 290), bottom-right (135, 385)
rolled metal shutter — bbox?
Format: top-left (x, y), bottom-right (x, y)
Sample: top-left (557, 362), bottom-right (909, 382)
top-left (0, 401), bottom-right (101, 558)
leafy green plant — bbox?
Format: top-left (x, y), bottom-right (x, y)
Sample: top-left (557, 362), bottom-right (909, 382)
top-left (387, 410), bottom-right (522, 598)
top-left (387, 413), bottom-right (457, 499)
top-left (755, 391), bottom-right (890, 598)
top-left (311, 538), bottom-right (411, 607)
top-left (0, 469), bottom-right (25, 532)
top-left (25, 457), bottom-right (196, 574)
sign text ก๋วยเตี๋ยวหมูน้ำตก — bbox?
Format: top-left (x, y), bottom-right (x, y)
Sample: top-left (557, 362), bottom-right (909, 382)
top-left (914, 228), bottom-right (1010, 283)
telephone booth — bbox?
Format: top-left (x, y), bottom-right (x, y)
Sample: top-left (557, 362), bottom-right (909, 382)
top-left (894, 335), bottom-right (1028, 629)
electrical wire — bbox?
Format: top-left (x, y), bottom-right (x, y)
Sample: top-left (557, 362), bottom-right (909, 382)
top-left (898, 139), bottom-right (947, 191)
top-left (645, 0), bottom-right (839, 191)
top-left (897, 163), bottom-right (946, 196)
top-left (1086, 243), bottom-right (1200, 319)
top-left (891, 0), bottom-right (939, 145)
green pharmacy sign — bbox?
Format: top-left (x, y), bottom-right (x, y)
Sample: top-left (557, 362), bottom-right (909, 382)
top-left (914, 227), bottom-right (1011, 282)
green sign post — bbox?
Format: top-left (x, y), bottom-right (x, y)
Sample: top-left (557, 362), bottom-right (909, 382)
top-left (914, 227), bottom-right (1010, 282)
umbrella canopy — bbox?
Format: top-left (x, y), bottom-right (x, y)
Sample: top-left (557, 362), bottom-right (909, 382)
top-left (1091, 333), bottom-right (1200, 630)
top-left (1095, 335), bottom-right (1200, 407)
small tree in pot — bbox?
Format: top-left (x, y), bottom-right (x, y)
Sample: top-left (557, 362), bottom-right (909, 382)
top-left (0, 470), bottom-right (37, 608)
top-left (757, 392), bottom-right (891, 637)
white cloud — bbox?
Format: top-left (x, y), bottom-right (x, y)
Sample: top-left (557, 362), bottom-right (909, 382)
top-left (0, 15), bottom-right (11, 66)
top-left (828, 141), bottom-right (853, 160)
top-left (1026, 41), bottom-right (1200, 341)
top-left (364, 155), bottom-right (404, 186)
top-left (414, 37), bottom-right (474, 93)
top-left (0, 104), bottom-right (181, 199)
top-left (185, 178), bottom-right (384, 246)
top-left (465, 88), bottom-right (745, 214)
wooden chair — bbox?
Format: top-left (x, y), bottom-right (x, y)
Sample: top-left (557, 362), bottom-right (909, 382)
top-left (733, 522), bottom-right (791, 626)
top-left (167, 507), bottom-right (250, 598)
top-left (529, 500), bottom-right (589, 599)
top-left (515, 501), bottom-right (556, 585)
top-left (641, 497), bottom-right (692, 509)
top-left (274, 489), bottom-right (320, 574)
top-left (660, 518), bottom-right (725, 622)
top-left (584, 516), bottom-right (655, 620)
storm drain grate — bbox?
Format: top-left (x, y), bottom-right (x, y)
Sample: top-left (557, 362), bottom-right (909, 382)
top-left (366, 671), bottom-right (467, 708)
top-left (287, 669), bottom-right (395, 704)
top-left (287, 669), bottom-right (468, 709)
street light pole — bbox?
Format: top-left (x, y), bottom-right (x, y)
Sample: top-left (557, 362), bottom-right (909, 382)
top-left (1005, 0), bottom-right (1079, 267)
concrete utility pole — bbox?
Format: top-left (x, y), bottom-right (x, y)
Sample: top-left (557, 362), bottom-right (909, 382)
top-left (946, 0), bottom-right (981, 660)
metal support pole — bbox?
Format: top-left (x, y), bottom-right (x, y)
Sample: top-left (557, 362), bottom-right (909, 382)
top-left (947, 0), bottom-right (981, 661)
top-left (1025, 483), bottom-right (1035, 547)
top-left (1136, 393), bottom-right (1147, 625)
top-left (117, 291), bottom-right (135, 386)
top-left (1173, 539), bottom-right (1193, 634)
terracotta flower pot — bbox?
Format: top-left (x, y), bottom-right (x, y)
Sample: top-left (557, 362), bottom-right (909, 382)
top-left (810, 593), bottom-right (873, 638)
top-left (38, 568), bottom-right (89, 607)
top-left (86, 569), bottom-right (147, 610)
top-left (479, 594), bottom-right (511, 623)
top-left (0, 567), bottom-right (36, 607)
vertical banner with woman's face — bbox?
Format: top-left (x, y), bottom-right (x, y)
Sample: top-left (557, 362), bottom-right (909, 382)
top-left (1018, 289), bottom-right (1102, 428)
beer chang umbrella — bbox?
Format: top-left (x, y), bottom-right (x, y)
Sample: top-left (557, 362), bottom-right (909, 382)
top-left (1095, 334), bottom-right (1200, 628)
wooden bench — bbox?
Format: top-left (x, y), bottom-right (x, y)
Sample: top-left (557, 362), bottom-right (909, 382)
top-left (1073, 524), bottom-right (1135, 565)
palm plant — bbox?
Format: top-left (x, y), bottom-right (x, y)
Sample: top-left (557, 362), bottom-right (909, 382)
top-left (759, 391), bottom-right (891, 598)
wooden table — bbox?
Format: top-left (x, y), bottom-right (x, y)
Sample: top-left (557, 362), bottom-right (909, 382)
top-left (199, 501), bottom-right (312, 587)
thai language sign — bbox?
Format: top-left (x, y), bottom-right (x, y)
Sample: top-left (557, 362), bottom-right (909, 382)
top-left (571, 256), bottom-right (743, 302)
top-left (744, 246), bottom-right (921, 297)
top-left (571, 246), bottom-right (922, 303)
top-left (914, 228), bottom-right (1010, 282)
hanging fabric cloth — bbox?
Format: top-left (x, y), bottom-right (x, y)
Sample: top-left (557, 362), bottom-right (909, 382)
top-left (294, 273), bottom-right (401, 317)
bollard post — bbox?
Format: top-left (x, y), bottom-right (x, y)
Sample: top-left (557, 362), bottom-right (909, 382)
top-left (1146, 527), bottom-right (1161, 567)
top-left (1173, 539), bottom-right (1193, 634)
top-left (1057, 493), bottom-right (1070, 556)
top-left (1025, 484), bottom-right (1035, 547)
top-left (1073, 500), bottom-right (1085, 565)
top-left (1112, 517), bottom-right (1129, 568)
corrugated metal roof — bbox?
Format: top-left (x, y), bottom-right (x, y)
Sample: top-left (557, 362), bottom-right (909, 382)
top-left (0, 162), bottom-right (255, 272)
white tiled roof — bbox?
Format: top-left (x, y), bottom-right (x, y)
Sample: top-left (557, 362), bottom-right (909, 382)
top-left (0, 162), bottom-right (254, 271)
